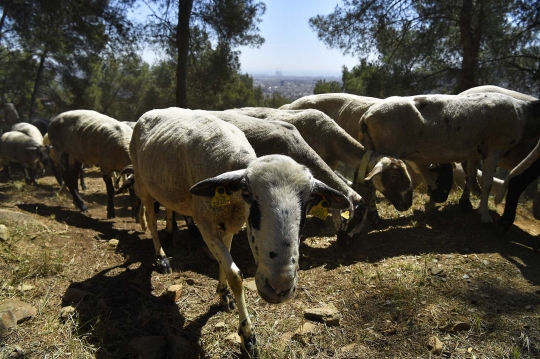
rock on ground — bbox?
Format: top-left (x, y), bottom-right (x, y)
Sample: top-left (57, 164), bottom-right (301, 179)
top-left (427, 336), bottom-right (444, 355)
top-left (304, 304), bottom-right (341, 326)
top-left (0, 299), bottom-right (37, 324)
top-left (0, 224), bottom-right (9, 242)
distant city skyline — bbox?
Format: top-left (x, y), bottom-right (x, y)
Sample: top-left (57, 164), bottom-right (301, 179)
top-left (132, 0), bottom-right (360, 77)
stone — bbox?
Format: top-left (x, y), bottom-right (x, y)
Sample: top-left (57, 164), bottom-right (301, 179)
top-left (127, 336), bottom-right (167, 359)
top-left (60, 306), bottom-right (76, 320)
top-left (429, 267), bottom-right (443, 276)
top-left (166, 284), bottom-right (183, 303)
top-left (298, 322), bottom-right (317, 335)
top-left (225, 332), bottom-right (242, 345)
top-left (340, 343), bottom-right (357, 353)
top-left (0, 224), bottom-right (9, 242)
top-left (427, 335), bottom-right (443, 355)
top-left (62, 288), bottom-right (90, 304)
top-left (18, 284), bottom-right (35, 292)
top-left (0, 210), bottom-right (44, 226)
top-left (108, 239), bottom-right (119, 247)
top-left (0, 310), bottom-right (17, 336)
top-left (166, 334), bottom-right (198, 359)
top-left (0, 299), bottom-right (37, 324)
top-left (304, 304), bottom-right (341, 326)
top-left (243, 279), bottom-right (258, 292)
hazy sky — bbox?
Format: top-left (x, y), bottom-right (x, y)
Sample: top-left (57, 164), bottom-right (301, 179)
top-left (133, 0), bottom-right (359, 77)
top-left (237, 0), bottom-right (358, 77)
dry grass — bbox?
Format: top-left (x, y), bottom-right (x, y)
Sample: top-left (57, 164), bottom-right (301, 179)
top-left (1, 168), bottom-right (540, 358)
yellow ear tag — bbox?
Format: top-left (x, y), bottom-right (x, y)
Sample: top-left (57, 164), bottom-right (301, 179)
top-left (309, 199), bottom-right (329, 220)
top-left (340, 210), bottom-right (350, 220)
top-left (211, 186), bottom-right (231, 207)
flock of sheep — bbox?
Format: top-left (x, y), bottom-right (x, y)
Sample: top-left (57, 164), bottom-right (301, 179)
top-left (1, 85), bottom-right (540, 357)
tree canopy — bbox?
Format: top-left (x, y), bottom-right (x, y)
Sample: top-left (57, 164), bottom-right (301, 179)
top-left (310, 0), bottom-right (540, 96)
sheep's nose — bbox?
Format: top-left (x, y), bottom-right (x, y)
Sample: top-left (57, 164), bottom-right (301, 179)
top-left (265, 277), bottom-right (295, 297)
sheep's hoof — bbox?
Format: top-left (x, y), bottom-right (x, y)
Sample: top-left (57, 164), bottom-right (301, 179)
top-left (156, 257), bottom-right (172, 274)
top-left (336, 231), bottom-right (359, 247)
top-left (78, 204), bottom-right (88, 212)
top-left (80, 185), bottom-right (87, 191)
top-left (241, 335), bottom-right (259, 359)
top-left (459, 197), bottom-right (473, 211)
top-left (220, 293), bottom-right (236, 312)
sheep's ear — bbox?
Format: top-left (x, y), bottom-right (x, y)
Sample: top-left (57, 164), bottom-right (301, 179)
top-left (365, 163), bottom-right (383, 181)
top-left (190, 169), bottom-right (246, 197)
top-left (312, 179), bottom-right (350, 210)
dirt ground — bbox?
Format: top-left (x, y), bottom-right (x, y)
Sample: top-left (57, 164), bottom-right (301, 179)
top-left (0, 167), bottom-right (539, 359)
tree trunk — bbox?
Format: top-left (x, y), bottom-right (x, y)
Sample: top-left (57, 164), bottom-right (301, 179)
top-left (29, 51), bottom-right (47, 119)
top-left (457, 0), bottom-right (483, 93)
top-left (176, 0), bottom-right (194, 108)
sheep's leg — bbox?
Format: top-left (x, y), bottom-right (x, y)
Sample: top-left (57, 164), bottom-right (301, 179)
top-left (50, 160), bottom-right (63, 187)
top-left (102, 174), bottom-right (116, 219)
top-left (498, 157), bottom-right (540, 232)
top-left (79, 167), bottom-right (86, 191)
top-left (139, 189), bottom-right (171, 274)
top-left (366, 184), bottom-right (381, 225)
top-left (197, 225), bottom-right (258, 358)
top-left (28, 165), bottom-right (38, 186)
top-left (4, 164), bottom-right (13, 182)
top-left (459, 160), bottom-right (479, 211)
top-left (478, 155), bottom-right (500, 224)
top-left (61, 155), bottom-right (87, 212)
top-left (164, 208), bottom-right (177, 239)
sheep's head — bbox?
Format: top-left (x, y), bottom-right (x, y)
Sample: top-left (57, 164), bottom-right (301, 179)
top-left (190, 154), bottom-right (350, 304)
top-left (425, 163), bottom-right (453, 203)
top-left (366, 157), bottom-right (413, 211)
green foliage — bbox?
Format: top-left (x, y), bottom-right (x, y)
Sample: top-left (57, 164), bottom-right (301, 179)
top-left (313, 79), bottom-right (342, 94)
top-left (310, 0), bottom-right (540, 95)
top-left (261, 91), bottom-right (289, 108)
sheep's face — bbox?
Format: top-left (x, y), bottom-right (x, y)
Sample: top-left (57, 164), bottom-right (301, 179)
top-left (368, 157), bottom-right (413, 211)
top-left (190, 154), bottom-right (351, 304)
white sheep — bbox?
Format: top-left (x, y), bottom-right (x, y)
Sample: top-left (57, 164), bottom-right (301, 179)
top-left (130, 107), bottom-right (350, 357)
top-left (12, 122), bottom-right (46, 176)
top-left (229, 107), bottom-right (413, 223)
top-left (0, 131), bottom-right (49, 185)
top-left (205, 110), bottom-right (368, 246)
top-left (285, 93), bottom-right (453, 209)
top-left (48, 110), bottom-right (133, 218)
top-left (358, 92), bottom-right (540, 223)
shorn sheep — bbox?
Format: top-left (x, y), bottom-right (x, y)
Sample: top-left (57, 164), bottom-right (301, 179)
top-left (205, 110), bottom-right (368, 246)
top-left (130, 108), bottom-right (350, 357)
top-left (358, 93), bottom-right (540, 224)
top-left (0, 131), bottom-right (49, 185)
top-left (286, 93), bottom-right (454, 206)
top-left (48, 110), bottom-right (133, 219)
top-left (460, 85), bottom-right (540, 231)
top-left (11, 122), bottom-right (46, 176)
top-left (229, 107), bottom-right (413, 222)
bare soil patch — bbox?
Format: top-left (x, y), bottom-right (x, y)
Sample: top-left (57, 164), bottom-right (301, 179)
top-left (1, 167), bottom-right (539, 358)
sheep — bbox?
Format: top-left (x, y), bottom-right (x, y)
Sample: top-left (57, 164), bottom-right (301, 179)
top-left (130, 107), bottom-right (350, 357)
top-left (1, 103), bottom-right (20, 128)
top-left (204, 110), bottom-right (368, 246)
top-left (43, 133), bottom-right (86, 194)
top-left (358, 92), bottom-right (540, 223)
top-left (493, 137), bottom-right (540, 232)
top-left (455, 86), bottom-right (540, 230)
top-left (121, 121), bottom-right (136, 129)
top-left (11, 122), bottom-right (47, 177)
top-left (47, 110), bottom-right (133, 219)
top-left (228, 107), bottom-right (413, 223)
top-left (286, 93), bottom-right (454, 207)
top-left (0, 131), bottom-right (49, 185)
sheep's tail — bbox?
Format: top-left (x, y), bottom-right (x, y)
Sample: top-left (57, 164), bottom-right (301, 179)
top-left (495, 138), bottom-right (540, 204)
